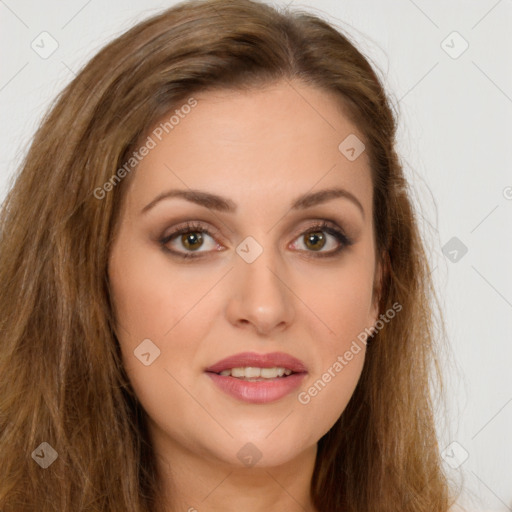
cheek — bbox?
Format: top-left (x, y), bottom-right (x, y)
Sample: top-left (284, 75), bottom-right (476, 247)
top-left (296, 347), bottom-right (365, 444)
top-left (292, 260), bottom-right (374, 436)
top-left (302, 256), bottom-right (376, 346)
top-left (108, 243), bottom-right (218, 397)
top-left (296, 281), bottom-right (369, 439)
top-left (109, 242), bottom-right (210, 341)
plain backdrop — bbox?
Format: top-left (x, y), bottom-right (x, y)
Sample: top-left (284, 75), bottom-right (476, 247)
top-left (1, 1), bottom-right (511, 510)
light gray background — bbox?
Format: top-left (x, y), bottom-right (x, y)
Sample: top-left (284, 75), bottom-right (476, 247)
top-left (1, 1), bottom-right (511, 510)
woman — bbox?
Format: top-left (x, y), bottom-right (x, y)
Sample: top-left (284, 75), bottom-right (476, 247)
top-left (0, 0), bottom-right (458, 510)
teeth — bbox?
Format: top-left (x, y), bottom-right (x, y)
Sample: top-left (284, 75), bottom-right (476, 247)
top-left (219, 367), bottom-right (293, 379)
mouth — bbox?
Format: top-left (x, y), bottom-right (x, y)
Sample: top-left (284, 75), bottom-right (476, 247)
top-left (205, 352), bottom-right (308, 404)
top-left (205, 351), bottom-right (308, 374)
top-left (210, 366), bottom-right (296, 380)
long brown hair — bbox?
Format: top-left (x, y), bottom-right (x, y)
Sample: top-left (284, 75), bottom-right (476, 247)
top-left (0, 0), bottom-right (458, 510)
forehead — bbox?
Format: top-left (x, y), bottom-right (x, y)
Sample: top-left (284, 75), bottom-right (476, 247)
top-left (123, 80), bottom-right (372, 214)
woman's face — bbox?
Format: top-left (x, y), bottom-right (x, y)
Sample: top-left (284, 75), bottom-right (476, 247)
top-left (108, 80), bottom-right (380, 469)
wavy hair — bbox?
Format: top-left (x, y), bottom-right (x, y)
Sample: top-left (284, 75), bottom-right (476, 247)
top-left (0, 0), bottom-right (457, 510)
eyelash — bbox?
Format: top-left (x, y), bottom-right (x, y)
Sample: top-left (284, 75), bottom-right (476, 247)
top-left (159, 220), bottom-right (353, 260)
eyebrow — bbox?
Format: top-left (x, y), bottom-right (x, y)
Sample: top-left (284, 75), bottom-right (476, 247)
top-left (140, 187), bottom-right (365, 218)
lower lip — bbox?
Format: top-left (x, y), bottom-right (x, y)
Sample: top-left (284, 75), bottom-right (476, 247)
top-left (206, 372), bottom-right (307, 404)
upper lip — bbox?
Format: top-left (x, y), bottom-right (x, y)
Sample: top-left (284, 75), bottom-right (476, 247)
top-left (205, 351), bottom-right (308, 374)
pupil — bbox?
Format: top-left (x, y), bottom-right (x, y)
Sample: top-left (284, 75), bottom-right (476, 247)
top-left (305, 231), bottom-right (325, 251)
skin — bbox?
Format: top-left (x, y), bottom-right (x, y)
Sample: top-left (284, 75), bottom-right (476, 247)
top-left (108, 79), bottom-right (381, 512)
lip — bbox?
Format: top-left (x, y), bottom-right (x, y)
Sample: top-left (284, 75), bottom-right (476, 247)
top-left (205, 351), bottom-right (308, 374)
top-left (206, 372), bottom-right (307, 404)
top-left (205, 351), bottom-right (308, 404)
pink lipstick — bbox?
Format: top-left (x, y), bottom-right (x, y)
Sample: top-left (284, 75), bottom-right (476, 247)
top-left (205, 351), bottom-right (308, 404)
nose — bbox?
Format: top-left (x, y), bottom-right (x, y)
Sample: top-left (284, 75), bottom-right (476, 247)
top-left (225, 246), bottom-right (296, 336)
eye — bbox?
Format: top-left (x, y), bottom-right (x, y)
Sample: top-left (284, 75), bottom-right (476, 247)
top-left (159, 221), bottom-right (221, 259)
top-left (159, 220), bottom-right (353, 260)
top-left (289, 221), bottom-right (353, 258)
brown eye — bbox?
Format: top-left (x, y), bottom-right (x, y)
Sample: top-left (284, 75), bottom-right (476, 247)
top-left (160, 220), bottom-right (352, 261)
top-left (290, 221), bottom-right (353, 258)
top-left (160, 221), bottom-right (221, 259)
top-left (303, 231), bottom-right (326, 251)
top-left (180, 232), bottom-right (204, 251)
